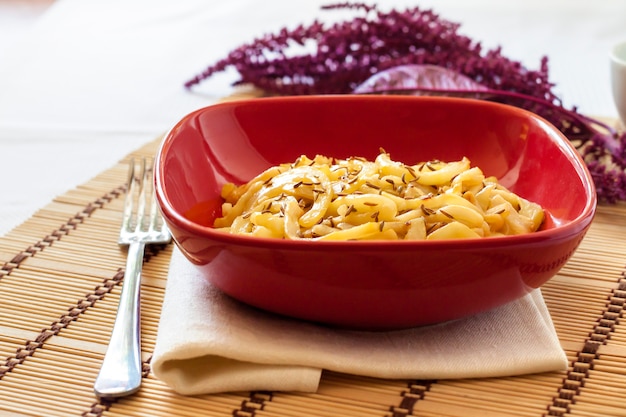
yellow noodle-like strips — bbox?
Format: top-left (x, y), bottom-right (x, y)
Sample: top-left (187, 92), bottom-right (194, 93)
top-left (213, 151), bottom-right (544, 240)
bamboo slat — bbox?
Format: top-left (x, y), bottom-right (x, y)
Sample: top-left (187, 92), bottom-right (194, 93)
top-left (0, 102), bottom-right (625, 416)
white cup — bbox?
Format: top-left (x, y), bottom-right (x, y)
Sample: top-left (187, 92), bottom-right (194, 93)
top-left (610, 41), bottom-right (626, 126)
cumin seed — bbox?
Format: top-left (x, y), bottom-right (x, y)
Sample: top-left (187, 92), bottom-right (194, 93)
top-left (439, 209), bottom-right (454, 219)
top-left (420, 204), bottom-right (436, 216)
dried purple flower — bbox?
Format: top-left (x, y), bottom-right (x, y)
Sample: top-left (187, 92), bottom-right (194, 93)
top-left (184, 2), bottom-right (555, 102)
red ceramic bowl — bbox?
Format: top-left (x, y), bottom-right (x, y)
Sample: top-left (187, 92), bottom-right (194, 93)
top-left (155, 95), bottom-right (596, 330)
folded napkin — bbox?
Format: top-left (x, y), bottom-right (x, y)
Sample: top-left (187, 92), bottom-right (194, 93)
top-left (151, 247), bottom-right (568, 395)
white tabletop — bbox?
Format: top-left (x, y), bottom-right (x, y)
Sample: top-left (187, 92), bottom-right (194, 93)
top-left (1, 0), bottom-right (625, 236)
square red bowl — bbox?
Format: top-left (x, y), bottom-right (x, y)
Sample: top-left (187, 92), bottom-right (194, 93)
top-left (155, 95), bottom-right (596, 330)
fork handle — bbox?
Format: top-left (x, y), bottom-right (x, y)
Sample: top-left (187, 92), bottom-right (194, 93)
top-left (94, 241), bottom-right (145, 398)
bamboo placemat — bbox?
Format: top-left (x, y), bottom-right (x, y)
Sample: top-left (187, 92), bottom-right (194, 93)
top-left (1, 102), bottom-right (625, 417)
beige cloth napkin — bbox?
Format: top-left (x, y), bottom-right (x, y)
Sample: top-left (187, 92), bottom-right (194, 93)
top-left (151, 247), bottom-right (568, 395)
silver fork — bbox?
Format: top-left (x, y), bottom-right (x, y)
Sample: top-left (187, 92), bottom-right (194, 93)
top-left (94, 158), bottom-right (171, 398)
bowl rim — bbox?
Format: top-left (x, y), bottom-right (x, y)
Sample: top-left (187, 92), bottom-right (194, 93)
top-left (154, 95), bottom-right (597, 250)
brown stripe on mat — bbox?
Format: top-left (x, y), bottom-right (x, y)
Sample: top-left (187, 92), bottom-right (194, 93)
top-left (0, 186), bottom-right (124, 281)
top-left (547, 269), bottom-right (626, 416)
top-left (82, 349), bottom-right (157, 417)
top-left (83, 402), bottom-right (112, 417)
top-left (0, 180), bottom-right (169, 385)
top-left (233, 391), bottom-right (274, 416)
top-left (230, 379), bottom-right (435, 416)
top-left (0, 266), bottom-right (123, 377)
top-left (0, 186), bottom-right (124, 379)
top-left (391, 380), bottom-right (434, 416)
